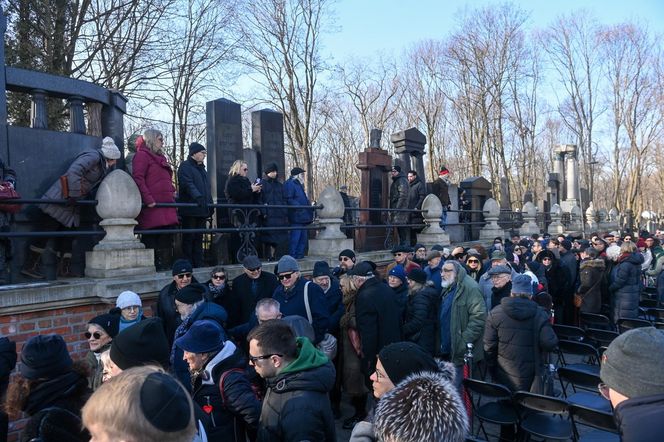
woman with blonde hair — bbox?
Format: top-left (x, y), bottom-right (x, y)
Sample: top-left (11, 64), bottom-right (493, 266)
top-left (339, 275), bottom-right (369, 430)
top-left (82, 366), bottom-right (197, 442)
top-left (224, 159), bottom-right (261, 261)
top-left (132, 129), bottom-right (178, 270)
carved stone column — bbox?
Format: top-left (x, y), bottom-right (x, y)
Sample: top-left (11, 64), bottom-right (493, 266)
top-left (548, 204), bottom-right (565, 235)
top-left (416, 194), bottom-right (450, 247)
top-left (479, 198), bottom-right (505, 240)
top-left (519, 201), bottom-right (540, 236)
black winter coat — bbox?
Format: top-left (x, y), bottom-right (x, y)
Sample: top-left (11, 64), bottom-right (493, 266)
top-left (491, 281), bottom-right (512, 310)
top-left (559, 250), bottom-right (579, 292)
top-left (390, 283), bottom-right (409, 321)
top-left (258, 361), bottom-right (336, 442)
top-left (231, 272), bottom-right (279, 325)
top-left (155, 277), bottom-right (200, 347)
top-left (260, 176), bottom-right (289, 244)
top-left (577, 258), bottom-right (605, 314)
top-left (321, 278), bottom-right (344, 335)
top-left (402, 285), bottom-right (438, 354)
top-left (355, 277), bottom-right (403, 378)
top-left (407, 177), bottom-right (426, 224)
top-left (192, 342), bottom-right (261, 442)
top-left (609, 252), bottom-right (644, 323)
top-left (484, 297), bottom-right (558, 392)
top-left (614, 393), bottom-right (664, 442)
top-left (205, 281), bottom-right (238, 326)
top-left (389, 174), bottom-right (409, 224)
top-left (430, 177), bottom-right (450, 206)
top-left (225, 174), bottom-right (257, 205)
top-left (536, 251), bottom-right (570, 305)
top-left (177, 157), bottom-right (213, 218)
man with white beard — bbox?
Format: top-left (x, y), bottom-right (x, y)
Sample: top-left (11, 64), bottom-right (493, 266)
top-left (438, 260), bottom-right (487, 393)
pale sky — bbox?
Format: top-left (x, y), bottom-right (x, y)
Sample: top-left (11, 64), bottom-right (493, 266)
top-left (325, 0), bottom-right (664, 60)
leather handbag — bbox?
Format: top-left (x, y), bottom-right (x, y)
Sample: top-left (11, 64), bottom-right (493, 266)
top-left (0, 182), bottom-right (21, 214)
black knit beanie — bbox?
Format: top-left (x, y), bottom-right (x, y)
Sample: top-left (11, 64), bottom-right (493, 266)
top-left (378, 342), bottom-right (438, 385)
top-left (110, 318), bottom-right (170, 370)
top-left (20, 334), bottom-right (73, 380)
top-left (174, 283), bottom-right (205, 304)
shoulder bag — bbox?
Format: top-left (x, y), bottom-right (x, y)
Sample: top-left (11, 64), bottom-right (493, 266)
top-left (304, 281), bottom-right (337, 360)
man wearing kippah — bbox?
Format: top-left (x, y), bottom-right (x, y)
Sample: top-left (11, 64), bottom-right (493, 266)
top-left (599, 327), bottom-right (664, 441)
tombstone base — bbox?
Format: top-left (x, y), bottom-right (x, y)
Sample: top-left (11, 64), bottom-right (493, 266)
top-left (85, 248), bottom-right (155, 278)
top-left (547, 222), bottom-right (565, 235)
top-left (519, 224), bottom-right (540, 237)
top-left (308, 238), bottom-right (354, 258)
top-left (416, 231), bottom-right (450, 248)
top-left (480, 227), bottom-right (506, 241)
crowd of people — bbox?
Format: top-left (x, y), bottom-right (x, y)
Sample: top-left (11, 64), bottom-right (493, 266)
top-left (2, 227), bottom-right (663, 441)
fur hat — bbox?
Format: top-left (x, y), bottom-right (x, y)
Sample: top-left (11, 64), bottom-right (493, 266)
top-left (175, 283), bottom-right (205, 304)
top-left (600, 327), bottom-right (664, 399)
top-left (116, 290), bottom-right (142, 309)
top-left (277, 255), bottom-right (300, 273)
top-left (374, 370), bottom-right (469, 442)
top-left (188, 142), bottom-right (205, 155)
top-left (20, 334), bottom-right (73, 380)
top-left (110, 318), bottom-right (170, 370)
top-left (388, 266), bottom-right (407, 285)
top-left (100, 137), bottom-right (121, 160)
top-left (407, 268), bottom-right (427, 285)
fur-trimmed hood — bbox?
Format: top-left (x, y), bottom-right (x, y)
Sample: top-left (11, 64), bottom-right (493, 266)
top-left (580, 258), bottom-right (606, 270)
top-left (374, 366), bottom-right (468, 442)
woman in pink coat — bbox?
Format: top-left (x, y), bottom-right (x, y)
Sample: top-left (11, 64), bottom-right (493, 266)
top-left (132, 129), bottom-right (178, 270)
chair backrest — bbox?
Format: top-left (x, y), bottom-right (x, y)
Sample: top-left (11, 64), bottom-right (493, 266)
top-left (514, 391), bottom-right (569, 415)
top-left (579, 312), bottom-right (612, 330)
top-left (557, 366), bottom-right (602, 392)
top-left (553, 324), bottom-right (586, 342)
top-left (640, 298), bottom-right (659, 309)
top-left (570, 404), bottom-right (618, 433)
top-left (463, 378), bottom-right (512, 400)
top-left (647, 308), bottom-right (664, 322)
top-left (617, 318), bottom-right (652, 334)
top-left (557, 339), bottom-right (601, 365)
top-left (584, 328), bottom-right (619, 348)
top-left (655, 322), bottom-right (664, 330)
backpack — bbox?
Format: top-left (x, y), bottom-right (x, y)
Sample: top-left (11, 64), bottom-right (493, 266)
top-left (219, 368), bottom-right (263, 408)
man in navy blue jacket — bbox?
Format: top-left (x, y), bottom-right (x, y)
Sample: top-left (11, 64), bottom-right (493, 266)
top-left (283, 167), bottom-right (313, 259)
top-left (272, 255), bottom-right (328, 344)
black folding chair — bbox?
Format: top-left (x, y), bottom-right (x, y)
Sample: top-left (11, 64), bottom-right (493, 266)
top-left (557, 366), bottom-right (611, 412)
top-left (556, 340), bottom-right (601, 375)
top-left (463, 378), bottom-right (519, 441)
top-left (655, 322), bottom-right (664, 331)
top-left (513, 391), bottom-right (574, 441)
top-left (553, 324), bottom-right (586, 342)
top-left (646, 308), bottom-right (664, 323)
top-left (584, 328), bottom-right (619, 350)
top-left (570, 403), bottom-right (620, 441)
top-left (617, 318), bottom-right (652, 334)
top-left (579, 312), bottom-right (612, 331)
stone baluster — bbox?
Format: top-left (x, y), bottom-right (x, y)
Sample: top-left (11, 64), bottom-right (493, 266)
top-left (308, 186), bottom-right (353, 257)
top-left (416, 194), bottom-right (450, 247)
top-left (519, 201), bottom-right (539, 236)
top-left (548, 204), bottom-right (564, 235)
top-left (30, 89), bottom-right (48, 129)
top-left (586, 202), bottom-right (598, 231)
top-left (68, 95), bottom-right (86, 134)
top-left (479, 198), bottom-right (505, 240)
top-left (608, 207), bottom-right (620, 230)
top-left (569, 205), bottom-right (583, 233)
top-left (85, 170), bottom-right (155, 277)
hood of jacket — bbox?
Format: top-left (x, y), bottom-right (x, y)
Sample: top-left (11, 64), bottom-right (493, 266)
top-left (580, 258), bottom-right (606, 270)
top-left (201, 340), bottom-right (239, 386)
top-left (617, 252), bottom-right (645, 265)
top-left (268, 338), bottom-right (335, 394)
top-left (281, 336), bottom-right (328, 374)
top-left (501, 296), bottom-right (538, 321)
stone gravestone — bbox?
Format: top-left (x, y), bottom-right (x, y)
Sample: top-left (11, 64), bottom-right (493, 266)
top-left (252, 109), bottom-right (285, 179)
top-left (460, 176), bottom-right (493, 241)
top-left (390, 128), bottom-right (426, 179)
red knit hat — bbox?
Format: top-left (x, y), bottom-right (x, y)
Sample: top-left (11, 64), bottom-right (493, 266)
top-left (439, 167), bottom-right (449, 176)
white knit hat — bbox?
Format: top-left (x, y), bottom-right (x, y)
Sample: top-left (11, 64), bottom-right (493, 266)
top-left (101, 136), bottom-right (121, 160)
top-left (116, 291), bottom-right (142, 309)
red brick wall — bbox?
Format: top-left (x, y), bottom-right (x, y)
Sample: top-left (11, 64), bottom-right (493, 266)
top-left (3, 302), bottom-right (129, 441)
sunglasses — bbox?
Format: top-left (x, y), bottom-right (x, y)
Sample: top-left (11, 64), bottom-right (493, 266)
top-left (212, 274), bottom-right (226, 280)
top-left (467, 259), bottom-right (479, 263)
top-left (85, 331), bottom-right (103, 340)
top-left (248, 353), bottom-right (283, 364)
top-left (176, 273), bottom-right (192, 279)
top-left (339, 257), bottom-right (351, 261)
top-left (278, 272), bottom-right (295, 280)
top-left (246, 267), bottom-right (261, 272)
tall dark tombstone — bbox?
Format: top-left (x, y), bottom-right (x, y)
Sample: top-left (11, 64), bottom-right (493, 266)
top-left (460, 176), bottom-right (493, 241)
top-left (206, 98), bottom-right (243, 215)
top-left (356, 129), bottom-right (392, 252)
top-left (390, 128), bottom-right (426, 179)
top-left (252, 109), bottom-right (285, 178)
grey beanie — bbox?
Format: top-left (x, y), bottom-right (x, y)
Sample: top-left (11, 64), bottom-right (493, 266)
top-left (277, 255), bottom-right (299, 273)
top-left (600, 327), bottom-right (664, 399)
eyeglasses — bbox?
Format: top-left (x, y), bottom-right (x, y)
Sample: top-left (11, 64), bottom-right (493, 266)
top-left (467, 259), bottom-right (479, 263)
top-left (246, 267), bottom-right (261, 272)
top-left (85, 331), bottom-right (103, 340)
top-left (212, 274), bottom-right (226, 280)
top-left (248, 353), bottom-right (283, 364)
top-left (278, 272), bottom-right (295, 281)
top-left (597, 383), bottom-right (611, 401)
top-left (176, 273), bottom-right (192, 279)
top-left (122, 306), bottom-right (139, 311)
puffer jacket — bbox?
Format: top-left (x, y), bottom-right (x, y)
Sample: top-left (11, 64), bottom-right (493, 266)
top-left (260, 176), bottom-right (289, 244)
top-left (406, 176), bottom-right (426, 224)
top-left (609, 252), bottom-right (644, 323)
top-left (389, 173), bottom-right (409, 224)
top-left (484, 296), bottom-right (558, 392)
top-left (614, 393), bottom-right (664, 442)
top-left (191, 341), bottom-right (260, 442)
top-left (177, 157), bottom-right (212, 218)
top-left (577, 258), bottom-right (605, 314)
top-left (41, 150), bottom-right (108, 227)
top-left (646, 246), bottom-right (664, 277)
top-left (257, 337), bottom-right (336, 442)
top-left (132, 147), bottom-right (178, 229)
top-left (283, 177), bottom-right (313, 225)
top-left (402, 284), bottom-right (439, 354)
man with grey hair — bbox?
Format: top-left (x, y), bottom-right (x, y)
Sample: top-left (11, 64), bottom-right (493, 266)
top-left (438, 260), bottom-right (486, 391)
top-left (254, 298), bottom-right (315, 341)
top-left (350, 262), bottom-right (402, 388)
